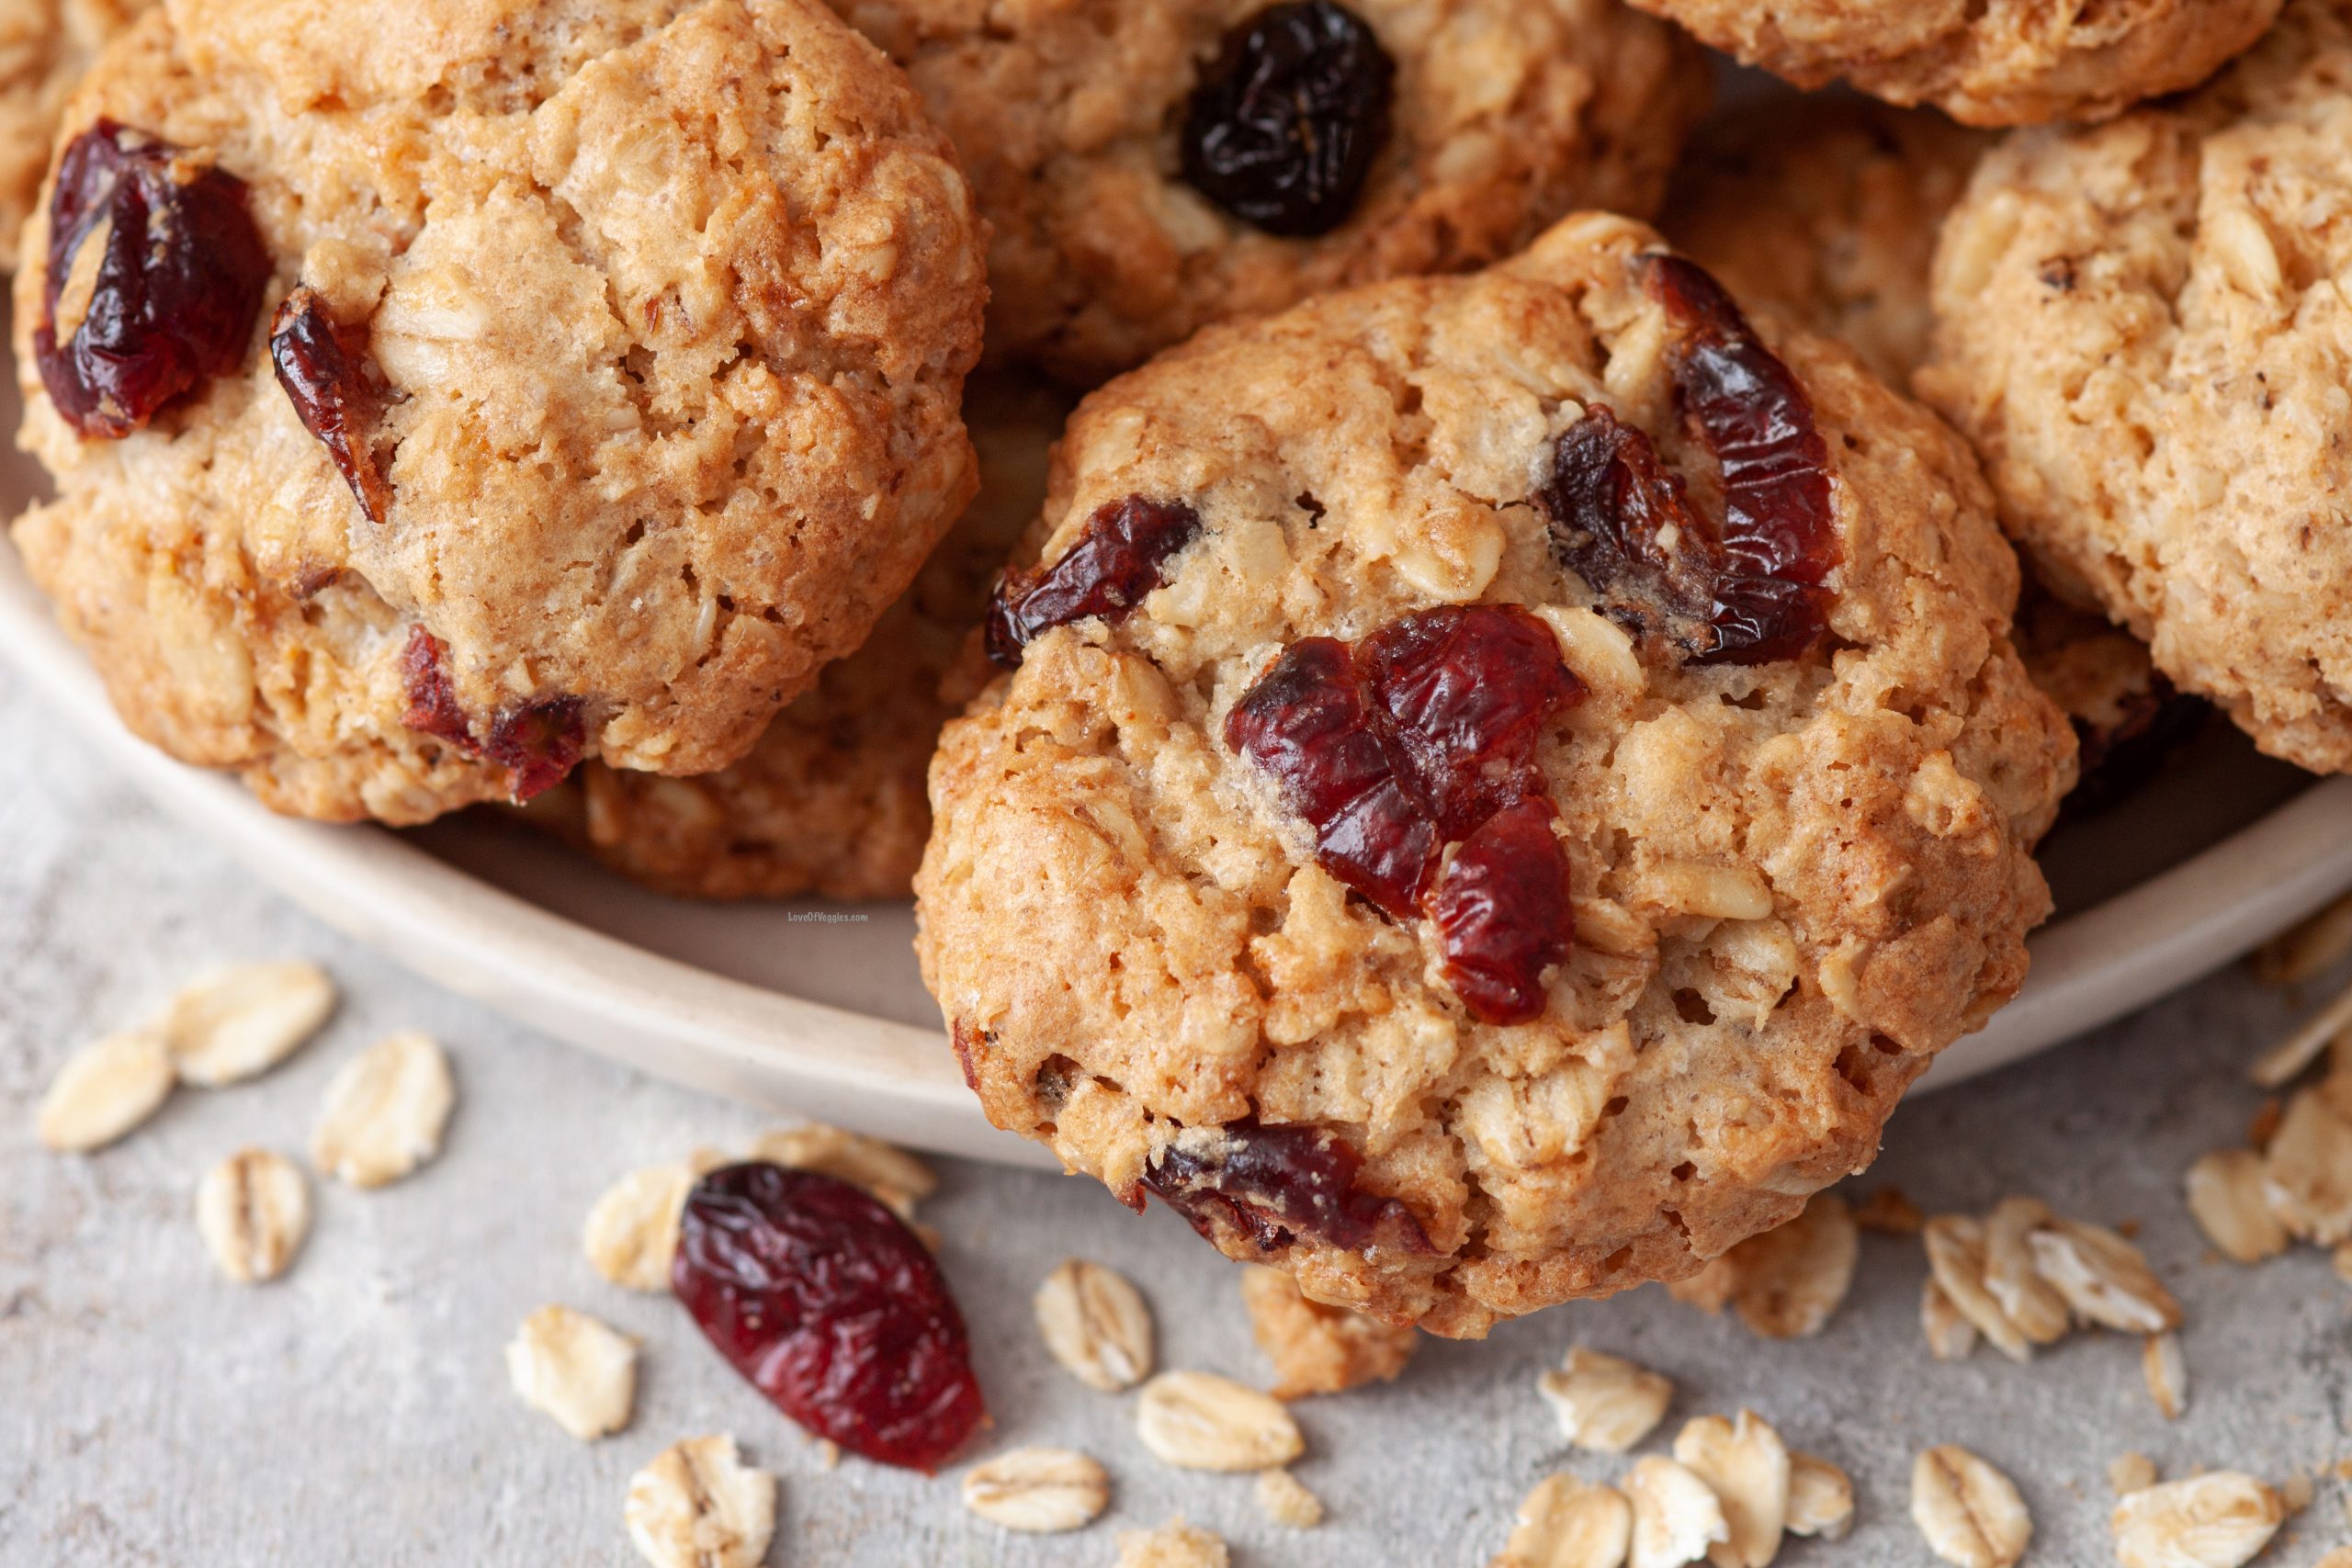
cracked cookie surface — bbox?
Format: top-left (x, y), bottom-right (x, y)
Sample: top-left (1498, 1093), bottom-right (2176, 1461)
top-left (1919, 0), bottom-right (2352, 776)
top-left (827, 0), bottom-right (1709, 381)
top-left (11, 0), bottom-right (987, 823)
top-left (1629, 0), bottom-right (2278, 126)
top-left (915, 213), bottom-right (2073, 1336)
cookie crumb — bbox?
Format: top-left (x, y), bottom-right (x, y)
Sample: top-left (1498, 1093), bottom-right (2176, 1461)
top-left (1240, 1265), bottom-right (1416, 1397)
top-left (1255, 1468), bottom-right (1325, 1529)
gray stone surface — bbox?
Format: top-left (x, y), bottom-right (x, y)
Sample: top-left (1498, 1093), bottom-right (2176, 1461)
top-left (3, 665), bottom-right (2349, 1567)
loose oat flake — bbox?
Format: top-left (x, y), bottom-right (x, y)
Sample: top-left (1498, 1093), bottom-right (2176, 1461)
top-left (2110, 1472), bottom-right (2284, 1568)
top-left (1538, 1348), bottom-right (1675, 1454)
top-left (1135, 1371), bottom-right (1302, 1472)
top-left (1911, 1446), bottom-right (2030, 1568)
top-left (584, 1162), bottom-right (701, 1292)
top-left (1670, 1412), bottom-right (1788, 1568)
top-left (2143, 1331), bottom-right (2188, 1421)
top-left (2252, 892), bottom-right (2352, 987)
top-left (1115, 1517), bottom-right (1230, 1568)
top-left (959, 1447), bottom-right (1110, 1533)
top-left (2110, 1454), bottom-right (2160, 1496)
top-left (195, 1147), bottom-right (311, 1283)
top-left (2025, 1218), bottom-right (2182, 1334)
top-left (624, 1434), bottom-right (775, 1568)
top-left (1035, 1257), bottom-right (1155, 1393)
top-left (1785, 1452), bottom-right (1855, 1541)
top-left (506, 1304), bottom-right (639, 1441)
top-left (1493, 1473), bottom-right (1632, 1568)
top-left (160, 960), bottom-right (335, 1087)
top-left (1923, 1216), bottom-right (2031, 1361)
top-left (1256, 1468), bottom-right (1326, 1530)
top-left (2184, 1149), bottom-right (2290, 1264)
top-left (1730, 1194), bottom-right (1859, 1339)
top-left (1921, 1277), bottom-right (1980, 1360)
top-left (2249, 972), bottom-right (2352, 1088)
top-left (1981, 1196), bottom-right (2071, 1346)
top-left (1624, 1455), bottom-right (1729, 1568)
top-left (36, 1029), bottom-right (175, 1152)
top-left (748, 1122), bottom-right (935, 1224)
top-left (2262, 1089), bottom-right (2352, 1244)
top-left (309, 1031), bottom-right (455, 1188)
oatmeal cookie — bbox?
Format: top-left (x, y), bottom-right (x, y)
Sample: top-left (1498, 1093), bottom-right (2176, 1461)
top-left (2012, 589), bottom-right (2205, 813)
top-left (1628, 0), bottom-right (2278, 126)
top-left (536, 376), bottom-right (1068, 900)
top-left (829, 0), bottom-right (1709, 381)
top-left (1918, 0), bottom-right (2352, 775)
top-left (0, 0), bottom-right (152, 269)
top-left (915, 213), bottom-right (2074, 1335)
top-left (1664, 98), bottom-right (1988, 390)
top-left (10, 0), bottom-right (987, 824)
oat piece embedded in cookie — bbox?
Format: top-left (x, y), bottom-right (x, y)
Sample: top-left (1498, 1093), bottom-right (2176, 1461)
top-left (1626, 0), bottom-right (2277, 127)
top-left (0, 0), bottom-right (155, 271)
top-left (915, 214), bottom-right (2074, 1335)
top-left (9, 0), bottom-right (987, 825)
top-left (527, 376), bottom-right (1067, 900)
top-left (1920, 0), bottom-right (2352, 776)
top-left (825, 0), bottom-right (1710, 381)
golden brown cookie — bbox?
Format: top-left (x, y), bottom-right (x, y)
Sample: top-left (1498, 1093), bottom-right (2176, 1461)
top-left (1628, 0), bottom-right (2278, 126)
top-left (917, 214), bottom-right (2074, 1336)
top-left (10, 0), bottom-right (987, 823)
top-left (0, 0), bottom-right (153, 269)
top-left (830, 0), bottom-right (1710, 381)
top-left (535, 376), bottom-right (1069, 900)
top-left (1920, 0), bottom-right (2352, 775)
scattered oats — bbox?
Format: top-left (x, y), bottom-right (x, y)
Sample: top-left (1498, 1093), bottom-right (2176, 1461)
top-left (623, 1435), bottom-right (775, 1568)
top-left (36, 1030), bottom-right (175, 1153)
top-left (1493, 1473), bottom-right (1632, 1568)
top-left (1670, 1411), bottom-right (1788, 1568)
top-left (1731, 1195), bottom-right (1860, 1339)
top-left (309, 1031), bottom-right (455, 1188)
top-left (1538, 1348), bottom-right (1675, 1454)
top-left (1921, 1277), bottom-right (1980, 1360)
top-left (1911, 1446), bottom-right (2031, 1568)
top-left (1624, 1455), bottom-right (1730, 1568)
top-left (959, 1447), bottom-right (1110, 1533)
top-left (1035, 1258), bottom-right (1154, 1393)
top-left (2185, 1150), bottom-right (2291, 1264)
top-left (1923, 1216), bottom-right (2031, 1361)
top-left (2110, 1472), bottom-right (2284, 1568)
top-left (160, 961), bottom-right (335, 1087)
top-left (1853, 1186), bottom-right (1926, 1235)
top-left (2143, 1332), bottom-right (2188, 1421)
top-left (2248, 1098), bottom-right (2285, 1150)
top-left (2253, 893), bottom-right (2352, 987)
top-left (506, 1304), bottom-right (638, 1441)
top-left (584, 1163), bottom-right (699, 1292)
top-left (2279, 1473), bottom-right (2314, 1513)
top-left (2026, 1219), bottom-right (2183, 1334)
top-left (2262, 1090), bottom-right (2352, 1244)
top-left (1981, 1197), bottom-right (2071, 1346)
top-left (2250, 974), bottom-right (2352, 1088)
top-left (1668, 1256), bottom-right (1740, 1315)
top-left (748, 1122), bottom-right (933, 1224)
top-left (194, 1147), bottom-right (311, 1284)
top-left (1135, 1371), bottom-right (1303, 1472)
top-left (1114, 1517), bottom-right (1229, 1568)
top-left (1786, 1453), bottom-right (1855, 1541)
top-left (1240, 1265), bottom-right (1416, 1397)
top-left (2110, 1454), bottom-right (2161, 1496)
top-left (1256, 1469), bottom-right (1326, 1530)
top-left (2316, 1550), bottom-right (2352, 1568)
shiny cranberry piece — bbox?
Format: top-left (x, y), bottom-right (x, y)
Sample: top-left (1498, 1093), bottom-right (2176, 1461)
top-left (1147, 1119), bottom-right (1432, 1256)
top-left (1180, 1), bottom-right (1394, 238)
top-left (673, 1163), bottom-right (985, 1473)
top-left (270, 286), bottom-right (391, 524)
top-left (1429, 798), bottom-right (1574, 1026)
top-left (1538, 255), bottom-right (1839, 666)
top-left (397, 626), bottom-right (583, 802)
top-left (36, 121), bottom-right (270, 439)
top-left (399, 627), bottom-right (473, 750)
top-left (985, 495), bottom-right (1203, 668)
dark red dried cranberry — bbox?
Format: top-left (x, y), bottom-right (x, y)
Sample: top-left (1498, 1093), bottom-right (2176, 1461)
top-left (1146, 1118), bottom-right (1432, 1256)
top-left (1537, 254), bottom-right (1840, 666)
top-left (673, 1162), bottom-right (985, 1472)
top-left (1180, 1), bottom-right (1395, 238)
top-left (1429, 798), bottom-right (1574, 1026)
top-left (398, 626), bottom-right (583, 800)
top-left (35, 121), bottom-right (270, 439)
top-left (1225, 604), bottom-right (1583, 1021)
top-left (399, 627), bottom-right (474, 751)
top-left (985, 495), bottom-right (1203, 668)
top-left (270, 285), bottom-right (391, 524)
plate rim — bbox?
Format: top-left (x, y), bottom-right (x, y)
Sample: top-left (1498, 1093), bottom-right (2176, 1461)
top-left (6, 542), bottom-right (2352, 1164)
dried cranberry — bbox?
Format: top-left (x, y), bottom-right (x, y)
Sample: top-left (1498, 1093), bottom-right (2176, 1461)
top-left (1537, 254), bottom-right (1840, 666)
top-left (985, 495), bottom-right (1203, 668)
top-left (673, 1163), bottom-right (985, 1472)
top-left (398, 626), bottom-right (583, 801)
top-left (35, 121), bottom-right (270, 439)
top-left (1429, 798), bottom-right (1573, 1026)
top-left (270, 285), bottom-right (391, 524)
top-left (1180, 1), bottom-right (1394, 238)
top-left (399, 627), bottom-right (473, 751)
top-left (1146, 1118), bottom-right (1432, 1256)
top-left (1225, 604), bottom-right (1583, 1021)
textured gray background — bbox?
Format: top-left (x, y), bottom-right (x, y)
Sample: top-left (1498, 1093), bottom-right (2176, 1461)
top-left (4, 666), bottom-right (2350, 1568)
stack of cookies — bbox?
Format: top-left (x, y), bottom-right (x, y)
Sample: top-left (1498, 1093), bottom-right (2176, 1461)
top-left (2, 0), bottom-right (2335, 1336)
